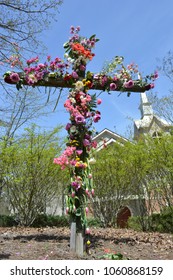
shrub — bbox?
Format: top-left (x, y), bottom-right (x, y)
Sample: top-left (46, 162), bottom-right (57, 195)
top-left (149, 207), bottom-right (173, 233)
top-left (0, 215), bottom-right (18, 227)
top-left (31, 214), bottom-right (69, 227)
top-left (127, 216), bottom-right (143, 231)
top-left (87, 217), bottom-right (103, 228)
top-left (128, 207), bottom-right (173, 233)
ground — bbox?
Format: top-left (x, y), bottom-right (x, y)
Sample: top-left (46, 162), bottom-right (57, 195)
top-left (0, 227), bottom-right (173, 260)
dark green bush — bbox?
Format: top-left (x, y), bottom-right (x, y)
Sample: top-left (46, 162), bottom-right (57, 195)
top-left (149, 207), bottom-right (173, 233)
top-left (127, 216), bottom-right (143, 231)
top-left (0, 213), bottom-right (103, 228)
top-left (31, 214), bottom-right (69, 227)
top-left (128, 207), bottom-right (173, 233)
top-left (0, 215), bottom-right (18, 227)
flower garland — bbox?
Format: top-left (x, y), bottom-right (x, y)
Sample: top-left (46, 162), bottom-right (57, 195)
top-left (4, 26), bottom-right (158, 92)
top-left (3, 26), bottom-right (158, 247)
top-left (53, 27), bottom-right (102, 239)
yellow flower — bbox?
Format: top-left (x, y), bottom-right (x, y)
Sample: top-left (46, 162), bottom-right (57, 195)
top-left (85, 81), bottom-right (91, 86)
top-left (75, 157), bottom-right (80, 161)
top-left (86, 240), bottom-right (91, 246)
top-left (70, 140), bottom-right (79, 146)
top-left (75, 161), bottom-right (88, 168)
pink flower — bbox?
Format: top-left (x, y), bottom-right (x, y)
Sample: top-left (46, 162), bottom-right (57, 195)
top-left (27, 56), bottom-right (39, 65)
top-left (70, 26), bottom-right (75, 34)
top-left (110, 83), bottom-right (117, 91)
top-left (101, 76), bottom-right (108, 86)
top-left (53, 155), bottom-right (69, 170)
top-left (152, 71), bottom-right (159, 80)
top-left (64, 99), bottom-right (71, 109)
top-left (85, 207), bottom-right (89, 214)
top-left (85, 94), bottom-right (92, 102)
top-left (85, 227), bottom-right (90, 234)
top-left (75, 115), bottom-right (86, 124)
top-left (86, 112), bottom-right (92, 118)
top-left (85, 188), bottom-right (89, 195)
top-left (10, 72), bottom-right (20, 82)
top-left (71, 191), bottom-right (75, 198)
top-left (76, 150), bottom-right (83, 155)
top-left (71, 181), bottom-right (78, 188)
top-left (149, 83), bottom-right (155, 89)
top-left (71, 71), bottom-right (78, 79)
top-left (123, 80), bottom-right (134, 88)
top-left (65, 123), bottom-right (71, 130)
top-left (113, 76), bottom-right (119, 82)
top-left (35, 72), bottom-right (44, 80)
top-left (69, 159), bottom-right (77, 166)
top-left (64, 146), bottom-right (76, 156)
top-left (84, 134), bottom-right (91, 140)
top-left (91, 141), bottom-right (97, 148)
top-left (97, 98), bottom-right (102, 105)
top-left (145, 83), bottom-right (155, 90)
top-left (91, 189), bottom-right (95, 196)
top-left (76, 26), bottom-right (80, 32)
top-left (93, 113), bottom-right (101, 123)
top-left (80, 64), bottom-right (86, 71)
top-left (83, 138), bottom-right (90, 147)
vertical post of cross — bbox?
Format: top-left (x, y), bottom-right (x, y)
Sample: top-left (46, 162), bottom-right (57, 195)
top-left (69, 56), bottom-right (87, 256)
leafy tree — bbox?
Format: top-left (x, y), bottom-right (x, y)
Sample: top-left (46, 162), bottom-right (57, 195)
top-left (0, 124), bottom-right (68, 226)
top-left (130, 135), bottom-right (173, 230)
top-left (91, 142), bottom-right (136, 227)
top-left (149, 51), bottom-right (173, 124)
top-left (144, 135), bottom-right (173, 209)
top-left (91, 134), bottom-right (173, 229)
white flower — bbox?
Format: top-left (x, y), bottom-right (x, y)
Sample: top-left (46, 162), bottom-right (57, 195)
top-left (64, 53), bottom-right (69, 59)
top-left (67, 58), bottom-right (74, 63)
top-left (69, 97), bottom-right (76, 104)
top-left (70, 125), bottom-right (77, 133)
top-left (89, 158), bottom-right (96, 165)
top-left (75, 81), bottom-right (84, 90)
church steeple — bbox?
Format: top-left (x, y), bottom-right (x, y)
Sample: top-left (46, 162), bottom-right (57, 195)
top-left (139, 92), bottom-right (153, 118)
top-left (134, 91), bottom-right (171, 140)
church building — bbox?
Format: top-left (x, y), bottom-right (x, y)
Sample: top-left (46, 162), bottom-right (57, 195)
top-left (92, 92), bottom-right (172, 228)
top-left (134, 92), bottom-right (171, 139)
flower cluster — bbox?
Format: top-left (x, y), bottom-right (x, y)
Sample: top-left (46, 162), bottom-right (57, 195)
top-left (4, 25), bottom-right (158, 93)
top-left (54, 77), bottom-right (101, 230)
top-left (5, 55), bottom-right (70, 87)
top-left (3, 26), bottom-right (159, 239)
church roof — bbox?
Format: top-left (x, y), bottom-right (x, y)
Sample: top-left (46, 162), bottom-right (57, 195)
top-left (93, 128), bottom-right (129, 151)
top-left (134, 115), bottom-right (170, 129)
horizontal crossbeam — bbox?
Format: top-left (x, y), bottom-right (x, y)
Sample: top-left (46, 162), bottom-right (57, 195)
top-left (4, 74), bottom-right (150, 93)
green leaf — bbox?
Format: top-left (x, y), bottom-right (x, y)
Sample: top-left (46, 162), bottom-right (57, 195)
top-left (89, 94), bottom-right (97, 109)
top-left (89, 34), bottom-right (96, 40)
top-left (63, 42), bottom-right (69, 48)
top-left (75, 208), bottom-right (81, 216)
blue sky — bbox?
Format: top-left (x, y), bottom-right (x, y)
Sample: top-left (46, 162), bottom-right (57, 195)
top-left (38, 0), bottom-right (173, 138)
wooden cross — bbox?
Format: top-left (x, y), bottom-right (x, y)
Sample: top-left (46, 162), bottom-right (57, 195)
top-left (4, 27), bottom-right (155, 257)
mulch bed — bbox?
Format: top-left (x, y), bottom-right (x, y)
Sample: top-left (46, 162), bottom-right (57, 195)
top-left (0, 227), bottom-right (173, 260)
